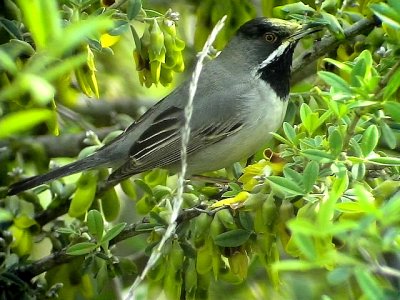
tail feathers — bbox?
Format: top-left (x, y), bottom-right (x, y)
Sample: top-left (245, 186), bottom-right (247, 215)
top-left (8, 156), bottom-right (108, 195)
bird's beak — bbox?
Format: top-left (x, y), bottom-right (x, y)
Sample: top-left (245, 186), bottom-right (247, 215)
top-left (287, 24), bottom-right (323, 43)
top-left (267, 18), bottom-right (322, 43)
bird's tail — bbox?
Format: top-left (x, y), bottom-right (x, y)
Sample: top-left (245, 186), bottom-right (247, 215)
top-left (8, 155), bottom-right (109, 195)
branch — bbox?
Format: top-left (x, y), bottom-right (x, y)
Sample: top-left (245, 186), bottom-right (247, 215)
top-left (13, 207), bottom-right (205, 280)
top-left (72, 98), bottom-right (157, 127)
top-left (291, 17), bottom-right (378, 85)
top-left (0, 99), bottom-right (155, 158)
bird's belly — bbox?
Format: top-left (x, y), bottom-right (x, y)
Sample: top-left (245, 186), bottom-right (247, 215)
top-left (185, 97), bottom-right (288, 175)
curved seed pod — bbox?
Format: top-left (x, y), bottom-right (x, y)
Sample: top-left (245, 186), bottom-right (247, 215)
top-left (150, 19), bottom-right (164, 56)
top-left (101, 187), bottom-right (120, 221)
top-left (161, 18), bottom-right (176, 37)
top-left (69, 171), bottom-right (98, 217)
top-left (216, 209), bottom-right (236, 230)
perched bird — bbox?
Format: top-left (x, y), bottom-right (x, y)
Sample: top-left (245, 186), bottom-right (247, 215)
top-left (8, 17), bottom-right (318, 195)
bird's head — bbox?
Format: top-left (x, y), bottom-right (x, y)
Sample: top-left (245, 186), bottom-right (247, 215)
top-left (220, 17), bottom-right (319, 98)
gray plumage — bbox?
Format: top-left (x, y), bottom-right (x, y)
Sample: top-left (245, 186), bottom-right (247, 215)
top-left (8, 18), bottom-right (317, 195)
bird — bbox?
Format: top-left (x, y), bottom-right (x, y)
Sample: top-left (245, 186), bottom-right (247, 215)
top-left (8, 17), bottom-right (319, 195)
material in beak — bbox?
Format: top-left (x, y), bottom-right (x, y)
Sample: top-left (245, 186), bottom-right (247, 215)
top-left (288, 24), bottom-right (323, 42)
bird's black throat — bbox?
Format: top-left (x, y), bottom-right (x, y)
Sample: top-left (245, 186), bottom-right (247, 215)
top-left (257, 46), bottom-right (295, 100)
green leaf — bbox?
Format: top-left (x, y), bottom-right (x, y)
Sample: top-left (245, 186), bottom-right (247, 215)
top-left (328, 128), bottom-right (343, 157)
top-left (87, 210), bottom-right (104, 241)
top-left (66, 242), bottom-right (97, 256)
top-left (0, 109), bottom-right (54, 138)
top-left (368, 157), bottom-right (400, 166)
top-left (101, 222), bottom-right (126, 244)
top-left (292, 232), bottom-right (316, 261)
top-left (302, 149), bottom-right (335, 163)
top-left (43, 53), bottom-right (87, 81)
top-left (283, 122), bottom-right (297, 144)
top-left (370, 3), bottom-right (400, 30)
top-left (134, 179), bottom-right (153, 195)
top-left (321, 0), bottom-right (339, 13)
top-left (23, 74), bottom-right (56, 105)
top-left (135, 223), bottom-right (158, 232)
top-left (318, 71), bottom-right (352, 94)
top-left (213, 229), bottom-right (252, 247)
top-left (273, 2), bottom-right (315, 18)
top-left (327, 267), bottom-right (352, 285)
top-left (354, 267), bottom-right (385, 300)
top-left (354, 185), bottom-right (379, 216)
top-left (238, 211), bottom-right (253, 231)
top-left (383, 67), bottom-right (400, 100)
top-left (300, 103), bottom-right (313, 134)
top-left (0, 18), bottom-right (23, 40)
top-left (56, 227), bottom-right (76, 235)
top-left (360, 125), bottom-right (379, 157)
top-left (351, 50), bottom-right (373, 85)
top-left (17, 0), bottom-right (61, 49)
top-left (48, 16), bottom-right (113, 58)
top-left (320, 12), bottom-right (344, 38)
top-left (127, 0), bottom-right (142, 20)
top-left (323, 58), bottom-right (352, 74)
top-left (317, 173), bottom-right (348, 228)
top-left (0, 49), bottom-right (17, 74)
top-left (273, 260), bottom-right (318, 271)
top-left (379, 121), bottom-right (396, 150)
top-left (351, 163), bottom-right (366, 181)
top-left (383, 101), bottom-right (400, 122)
top-left (267, 176), bottom-right (304, 195)
top-left (108, 20), bottom-right (129, 36)
top-left (303, 161), bottom-right (319, 193)
top-left (283, 167), bottom-right (303, 184)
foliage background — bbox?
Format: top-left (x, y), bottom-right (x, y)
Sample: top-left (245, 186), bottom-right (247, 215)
top-left (1, 0), bottom-right (400, 299)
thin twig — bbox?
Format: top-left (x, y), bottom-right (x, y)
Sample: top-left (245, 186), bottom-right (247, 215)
top-left (291, 17), bottom-right (378, 85)
top-left (13, 208), bottom-right (206, 280)
top-left (124, 15), bottom-right (228, 299)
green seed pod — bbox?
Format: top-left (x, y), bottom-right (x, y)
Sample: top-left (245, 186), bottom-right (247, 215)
top-left (243, 192), bottom-right (267, 209)
top-left (173, 37), bottom-right (185, 51)
top-left (148, 259), bottom-right (166, 282)
top-left (150, 60), bottom-right (162, 83)
top-left (149, 45), bottom-right (166, 63)
top-left (169, 240), bottom-right (184, 268)
top-left (256, 233), bottom-right (274, 254)
top-left (185, 259), bottom-right (197, 295)
top-left (215, 209), bottom-right (236, 230)
top-left (136, 196), bottom-right (154, 215)
top-left (152, 185), bottom-right (172, 201)
top-left (228, 250), bottom-right (248, 280)
top-left (182, 192), bottom-right (199, 207)
top-left (69, 171), bottom-right (98, 217)
top-left (133, 49), bottom-right (146, 71)
top-left (196, 238), bottom-right (213, 275)
top-left (101, 187), bottom-right (120, 221)
top-left (209, 215), bottom-right (223, 239)
top-left (262, 195), bottom-right (278, 227)
top-left (150, 19), bottom-right (165, 57)
top-left (194, 213), bottom-right (213, 242)
top-left (120, 179), bottom-right (137, 199)
top-left (172, 51), bottom-right (184, 72)
top-left (140, 24), bottom-right (151, 48)
top-left (159, 67), bottom-right (173, 86)
top-left (161, 19), bottom-right (176, 37)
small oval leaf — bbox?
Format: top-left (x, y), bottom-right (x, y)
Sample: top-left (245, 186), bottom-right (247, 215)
top-left (213, 229), bottom-right (252, 247)
top-left (66, 242), bottom-right (97, 256)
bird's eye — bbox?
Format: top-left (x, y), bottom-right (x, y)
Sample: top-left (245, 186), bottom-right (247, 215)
top-left (264, 32), bottom-right (277, 43)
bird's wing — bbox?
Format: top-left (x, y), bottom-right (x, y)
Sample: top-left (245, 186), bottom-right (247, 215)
top-left (107, 106), bottom-right (243, 184)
